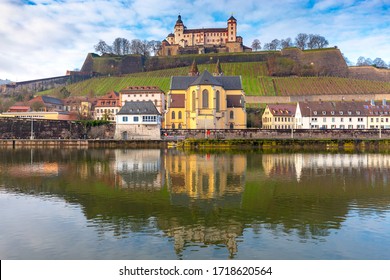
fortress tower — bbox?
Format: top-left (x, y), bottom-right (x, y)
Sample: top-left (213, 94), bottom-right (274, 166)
top-left (160, 15), bottom-right (250, 56)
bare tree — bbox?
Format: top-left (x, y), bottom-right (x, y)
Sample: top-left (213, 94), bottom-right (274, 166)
top-left (373, 57), bottom-right (387, 68)
top-left (251, 39), bottom-right (261, 51)
top-left (280, 38), bottom-right (293, 49)
top-left (295, 33), bottom-right (309, 50)
top-left (356, 56), bottom-right (374, 66)
top-left (140, 40), bottom-right (152, 57)
top-left (112, 38), bottom-right (131, 55)
top-left (149, 40), bottom-right (162, 56)
top-left (130, 39), bottom-right (143, 55)
top-left (94, 39), bottom-right (112, 55)
top-left (308, 34), bottom-right (329, 49)
top-left (269, 39), bottom-right (280, 50)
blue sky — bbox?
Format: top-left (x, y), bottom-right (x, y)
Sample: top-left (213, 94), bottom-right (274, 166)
top-left (0, 0), bottom-right (389, 81)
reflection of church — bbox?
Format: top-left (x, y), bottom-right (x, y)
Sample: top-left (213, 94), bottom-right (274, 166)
top-left (163, 151), bottom-right (247, 257)
top-left (165, 151), bottom-right (246, 199)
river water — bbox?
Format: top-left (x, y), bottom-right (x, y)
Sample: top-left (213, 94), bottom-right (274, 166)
top-left (1, 148), bottom-right (390, 260)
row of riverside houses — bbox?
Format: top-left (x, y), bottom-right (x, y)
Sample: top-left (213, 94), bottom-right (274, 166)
top-left (262, 100), bottom-right (390, 130)
top-left (0, 60), bottom-right (247, 140)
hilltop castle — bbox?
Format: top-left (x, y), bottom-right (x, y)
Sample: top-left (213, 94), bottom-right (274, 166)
top-left (159, 15), bottom-right (251, 56)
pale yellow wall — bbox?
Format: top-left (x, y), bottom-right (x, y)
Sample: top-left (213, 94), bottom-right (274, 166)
top-left (165, 80), bottom-right (246, 129)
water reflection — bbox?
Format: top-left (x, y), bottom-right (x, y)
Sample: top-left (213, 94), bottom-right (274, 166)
top-left (1, 148), bottom-right (390, 259)
top-left (114, 149), bottom-right (164, 189)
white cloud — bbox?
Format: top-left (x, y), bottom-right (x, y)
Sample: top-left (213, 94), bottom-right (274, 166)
top-left (0, 0), bottom-right (389, 81)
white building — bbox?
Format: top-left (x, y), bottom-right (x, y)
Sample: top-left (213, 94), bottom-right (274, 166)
top-left (263, 100), bottom-right (390, 130)
top-left (296, 101), bottom-right (367, 129)
top-left (115, 101), bottom-right (161, 140)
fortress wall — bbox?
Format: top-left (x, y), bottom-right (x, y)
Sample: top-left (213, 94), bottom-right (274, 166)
top-left (349, 66), bottom-right (390, 81)
top-left (281, 48), bottom-right (349, 77)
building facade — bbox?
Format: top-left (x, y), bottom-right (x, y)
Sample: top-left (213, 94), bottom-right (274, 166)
top-left (262, 104), bottom-right (296, 129)
top-left (119, 86), bottom-right (165, 114)
top-left (94, 91), bottom-right (120, 122)
top-left (115, 101), bottom-right (161, 140)
top-left (262, 100), bottom-right (390, 130)
top-left (165, 70), bottom-right (247, 129)
top-left (160, 15), bottom-right (250, 56)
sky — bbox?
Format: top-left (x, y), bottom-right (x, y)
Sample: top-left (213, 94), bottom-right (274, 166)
top-left (0, 0), bottom-right (389, 81)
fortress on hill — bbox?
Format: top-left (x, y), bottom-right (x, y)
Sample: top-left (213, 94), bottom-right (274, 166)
top-left (159, 15), bottom-right (251, 56)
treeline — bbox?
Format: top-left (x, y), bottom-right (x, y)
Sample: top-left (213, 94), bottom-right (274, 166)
top-left (355, 56), bottom-right (388, 69)
top-left (94, 38), bottom-right (161, 57)
top-left (251, 33), bottom-right (329, 51)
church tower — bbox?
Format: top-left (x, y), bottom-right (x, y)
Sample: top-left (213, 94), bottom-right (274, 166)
top-left (188, 59), bottom-right (199, 76)
top-left (227, 15), bottom-right (237, 42)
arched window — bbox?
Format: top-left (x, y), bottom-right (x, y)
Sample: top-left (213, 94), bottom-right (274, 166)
top-left (178, 123), bottom-right (182, 129)
top-left (172, 123), bottom-right (175, 129)
top-left (202, 89), bottom-right (209, 108)
top-left (192, 91), bottom-right (196, 111)
top-left (172, 111), bottom-right (175, 119)
top-left (178, 111), bottom-right (182, 119)
top-left (230, 111), bottom-right (234, 119)
top-left (215, 91), bottom-right (220, 112)
top-left (230, 123), bottom-right (234, 129)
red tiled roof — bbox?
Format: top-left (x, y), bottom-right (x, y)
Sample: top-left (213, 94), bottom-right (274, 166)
top-left (267, 104), bottom-right (296, 116)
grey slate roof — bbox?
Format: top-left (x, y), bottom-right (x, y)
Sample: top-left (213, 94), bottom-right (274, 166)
top-left (170, 70), bottom-right (242, 90)
top-left (117, 101), bottom-right (160, 115)
top-left (41, 95), bottom-right (63, 105)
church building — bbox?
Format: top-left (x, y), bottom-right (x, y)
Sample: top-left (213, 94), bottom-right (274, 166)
top-left (165, 61), bottom-right (247, 129)
top-left (160, 15), bottom-right (250, 56)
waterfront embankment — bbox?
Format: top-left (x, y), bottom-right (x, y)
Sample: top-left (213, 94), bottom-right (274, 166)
top-left (1, 138), bottom-right (390, 152)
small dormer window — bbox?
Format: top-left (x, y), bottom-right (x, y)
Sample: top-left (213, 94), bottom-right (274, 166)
top-left (340, 111), bottom-right (343, 115)
top-left (331, 111), bottom-right (335, 115)
top-left (313, 111), bottom-right (317, 115)
top-left (348, 111), bottom-right (352, 115)
top-left (322, 111), bottom-right (326, 115)
top-left (356, 111), bottom-right (361, 115)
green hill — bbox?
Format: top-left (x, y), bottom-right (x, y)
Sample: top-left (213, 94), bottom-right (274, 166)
top-left (44, 62), bottom-right (272, 96)
top-left (42, 60), bottom-right (390, 98)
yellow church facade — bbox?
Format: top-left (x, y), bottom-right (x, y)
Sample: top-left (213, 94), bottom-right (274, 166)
top-left (165, 69), bottom-right (247, 129)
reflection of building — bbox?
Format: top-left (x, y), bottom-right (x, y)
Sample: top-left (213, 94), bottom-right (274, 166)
top-left (165, 152), bottom-right (246, 199)
top-left (163, 222), bottom-right (243, 257)
top-left (262, 153), bottom-right (390, 182)
top-left (114, 149), bottom-right (164, 189)
top-left (163, 151), bottom-right (247, 257)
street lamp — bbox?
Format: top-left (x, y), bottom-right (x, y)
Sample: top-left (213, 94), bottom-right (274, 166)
top-left (306, 106), bottom-right (312, 129)
top-left (30, 118), bottom-right (34, 140)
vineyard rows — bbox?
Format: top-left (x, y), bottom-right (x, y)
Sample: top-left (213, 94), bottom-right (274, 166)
top-left (271, 77), bottom-right (390, 96)
top-left (42, 62), bottom-right (390, 97)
